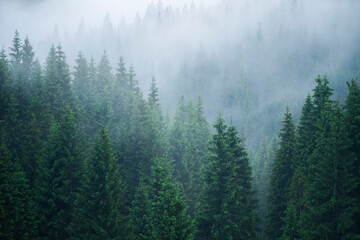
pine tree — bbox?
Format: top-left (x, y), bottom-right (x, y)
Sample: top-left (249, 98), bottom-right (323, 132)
top-left (35, 106), bottom-right (82, 239)
top-left (148, 158), bottom-right (195, 240)
top-left (280, 97), bottom-right (314, 240)
top-left (130, 179), bottom-right (152, 240)
top-left (146, 76), bottom-right (167, 158)
top-left (0, 124), bottom-right (37, 240)
top-left (112, 56), bottom-right (130, 127)
top-left (96, 51), bottom-right (113, 92)
top-left (71, 129), bottom-right (128, 240)
top-left (226, 124), bottom-right (257, 239)
top-left (73, 52), bottom-right (89, 105)
top-left (93, 52), bottom-right (113, 133)
top-left (21, 36), bottom-right (35, 83)
top-left (266, 107), bottom-right (297, 240)
top-left (253, 137), bottom-right (275, 239)
top-left (301, 102), bottom-right (358, 239)
top-left (0, 50), bottom-right (10, 121)
top-left (9, 30), bottom-right (22, 76)
top-left (169, 96), bottom-right (210, 217)
top-left (344, 79), bottom-right (360, 236)
top-left (27, 60), bottom-right (47, 186)
top-left (149, 76), bottom-right (160, 108)
top-left (43, 45), bottom-right (75, 121)
top-left (197, 115), bottom-right (257, 240)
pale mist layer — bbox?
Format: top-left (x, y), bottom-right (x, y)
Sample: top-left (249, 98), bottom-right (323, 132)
top-left (1, 0), bottom-right (359, 148)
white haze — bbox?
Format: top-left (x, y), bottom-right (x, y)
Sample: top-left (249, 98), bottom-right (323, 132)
top-left (1, 0), bottom-right (360, 147)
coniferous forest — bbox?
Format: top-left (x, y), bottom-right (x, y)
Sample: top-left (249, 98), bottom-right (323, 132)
top-left (1, 1), bottom-right (360, 240)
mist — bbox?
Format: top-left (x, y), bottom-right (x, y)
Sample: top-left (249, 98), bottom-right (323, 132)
top-left (2, 1), bottom-right (360, 239)
top-left (1, 0), bottom-right (360, 144)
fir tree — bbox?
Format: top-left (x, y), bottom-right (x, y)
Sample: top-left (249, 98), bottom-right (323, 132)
top-left (9, 30), bottom-right (22, 75)
top-left (266, 107), bottom-right (297, 240)
top-left (35, 106), bottom-right (82, 239)
top-left (0, 51), bottom-right (10, 121)
top-left (21, 36), bottom-right (35, 83)
top-left (197, 115), bottom-right (257, 240)
top-left (148, 158), bottom-right (195, 240)
top-left (130, 179), bottom-right (152, 240)
top-left (71, 129), bottom-right (128, 239)
top-left (0, 124), bottom-right (38, 240)
top-left (301, 102), bottom-right (358, 239)
top-left (344, 79), bottom-right (360, 236)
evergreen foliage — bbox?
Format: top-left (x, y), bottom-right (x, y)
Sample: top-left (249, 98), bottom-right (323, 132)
top-left (266, 107), bottom-right (297, 240)
top-left (197, 115), bottom-right (257, 240)
top-left (71, 129), bottom-right (128, 240)
top-left (344, 80), bottom-right (360, 236)
top-left (1, 31), bottom-right (359, 240)
top-left (0, 125), bottom-right (38, 240)
top-left (148, 158), bottom-right (195, 240)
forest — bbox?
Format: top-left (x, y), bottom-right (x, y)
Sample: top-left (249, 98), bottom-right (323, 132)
top-left (1, 0), bottom-right (360, 240)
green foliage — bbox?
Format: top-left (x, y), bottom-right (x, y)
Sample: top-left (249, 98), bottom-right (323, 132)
top-left (148, 158), bottom-right (195, 240)
top-left (0, 51), bottom-right (10, 121)
top-left (344, 80), bottom-right (360, 236)
top-left (197, 115), bottom-right (257, 240)
top-left (130, 179), bottom-right (152, 240)
top-left (35, 106), bottom-right (82, 239)
top-left (253, 137), bottom-right (277, 239)
top-left (0, 125), bottom-right (38, 240)
top-left (301, 102), bottom-right (358, 239)
top-left (266, 107), bottom-right (297, 240)
top-left (169, 96), bottom-right (211, 217)
top-left (2, 31), bottom-right (360, 240)
top-left (71, 129), bottom-right (128, 240)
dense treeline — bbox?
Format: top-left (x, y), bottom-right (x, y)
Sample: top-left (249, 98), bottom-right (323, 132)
top-left (266, 75), bottom-right (360, 240)
top-left (0, 32), bottom-right (359, 240)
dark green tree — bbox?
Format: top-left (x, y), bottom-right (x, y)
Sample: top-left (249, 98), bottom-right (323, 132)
top-left (21, 36), bottom-right (35, 83)
top-left (130, 179), bottom-right (152, 240)
top-left (280, 96), bottom-right (314, 240)
top-left (266, 107), bottom-right (297, 240)
top-left (197, 116), bottom-right (257, 240)
top-left (35, 106), bottom-right (82, 239)
top-left (169, 96), bottom-right (210, 217)
top-left (301, 102), bottom-right (358, 239)
top-left (43, 45), bottom-right (75, 120)
top-left (344, 79), bottom-right (360, 236)
top-left (0, 125), bottom-right (37, 240)
top-left (148, 158), bottom-right (195, 240)
top-left (0, 50), bottom-right (10, 121)
top-left (71, 129), bottom-right (128, 240)
top-left (9, 30), bottom-right (22, 75)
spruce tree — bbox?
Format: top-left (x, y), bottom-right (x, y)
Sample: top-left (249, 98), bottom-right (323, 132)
top-left (266, 107), bottom-right (297, 240)
top-left (344, 79), bottom-right (360, 236)
top-left (9, 30), bottom-right (22, 76)
top-left (130, 179), bottom-right (152, 240)
top-left (35, 106), bottom-right (82, 239)
top-left (148, 158), bottom-right (194, 240)
top-left (21, 36), bottom-right (35, 83)
top-left (43, 45), bottom-right (74, 121)
top-left (0, 124), bottom-right (37, 240)
top-left (169, 97), bottom-right (210, 217)
top-left (71, 129), bottom-right (128, 240)
top-left (301, 102), bottom-right (358, 239)
top-left (280, 97), bottom-right (314, 240)
top-left (0, 50), bottom-right (10, 121)
top-left (197, 115), bottom-right (257, 240)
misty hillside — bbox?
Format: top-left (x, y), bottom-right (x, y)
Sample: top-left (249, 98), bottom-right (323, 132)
top-left (0, 0), bottom-right (360, 239)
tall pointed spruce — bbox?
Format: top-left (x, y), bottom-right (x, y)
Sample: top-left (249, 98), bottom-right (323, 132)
top-left (71, 129), bottom-right (128, 239)
top-left (197, 115), bottom-right (257, 240)
top-left (148, 158), bottom-right (195, 240)
top-left (266, 106), bottom-right (297, 240)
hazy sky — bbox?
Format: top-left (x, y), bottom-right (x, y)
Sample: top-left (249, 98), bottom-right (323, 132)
top-left (0, 0), bottom-right (220, 48)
